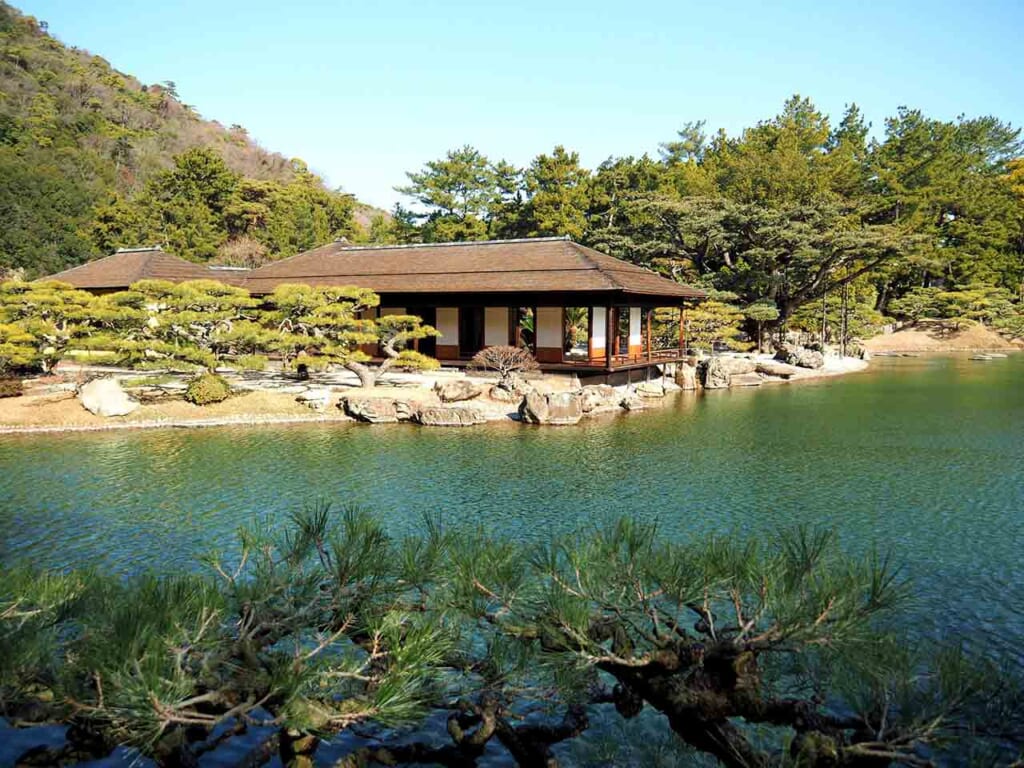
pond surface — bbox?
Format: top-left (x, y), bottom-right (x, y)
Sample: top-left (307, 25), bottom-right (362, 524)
top-left (2, 354), bottom-right (1023, 667)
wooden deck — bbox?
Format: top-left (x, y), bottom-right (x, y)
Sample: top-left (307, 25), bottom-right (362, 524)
top-left (433, 347), bottom-right (688, 373)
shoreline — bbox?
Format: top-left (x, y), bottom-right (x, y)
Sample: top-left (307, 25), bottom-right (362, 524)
top-left (0, 355), bottom-right (872, 436)
top-left (0, 412), bottom-right (352, 436)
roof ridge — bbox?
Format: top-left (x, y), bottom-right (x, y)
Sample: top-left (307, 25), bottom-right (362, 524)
top-left (337, 236), bottom-right (571, 252)
top-left (565, 240), bottom-right (624, 291)
top-left (248, 240), bottom-right (342, 275)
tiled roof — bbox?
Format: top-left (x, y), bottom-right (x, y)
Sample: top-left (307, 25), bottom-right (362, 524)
top-left (47, 248), bottom-right (222, 289)
top-left (239, 237), bottom-right (705, 300)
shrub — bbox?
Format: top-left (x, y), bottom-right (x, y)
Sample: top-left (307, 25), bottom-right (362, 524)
top-left (468, 345), bottom-right (538, 386)
top-left (119, 375), bottom-right (175, 388)
top-left (132, 359), bottom-right (205, 373)
top-left (235, 354), bottom-right (269, 371)
top-left (0, 378), bottom-right (23, 398)
top-left (184, 373), bottom-right (231, 405)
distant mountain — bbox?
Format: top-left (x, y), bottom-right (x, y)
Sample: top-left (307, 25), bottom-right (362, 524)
top-left (0, 2), bottom-right (384, 277)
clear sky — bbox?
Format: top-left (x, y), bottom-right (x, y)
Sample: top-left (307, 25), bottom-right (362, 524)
top-left (17, 0), bottom-right (1024, 210)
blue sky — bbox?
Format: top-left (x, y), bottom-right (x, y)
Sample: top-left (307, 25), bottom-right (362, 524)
top-left (18, 0), bottom-right (1024, 209)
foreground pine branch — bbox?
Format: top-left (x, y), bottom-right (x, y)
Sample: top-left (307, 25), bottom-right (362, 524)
top-left (1, 507), bottom-right (1021, 767)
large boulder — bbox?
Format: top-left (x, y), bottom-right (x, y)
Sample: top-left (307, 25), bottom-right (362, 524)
top-left (415, 406), bottom-right (487, 427)
top-left (433, 380), bottom-right (482, 403)
top-left (636, 381), bottom-right (666, 399)
top-left (774, 344), bottom-right (799, 364)
top-left (79, 378), bottom-right (139, 417)
top-left (699, 358), bottom-right (731, 389)
top-left (579, 384), bottom-right (619, 414)
top-left (755, 360), bottom-right (803, 378)
top-left (774, 344), bottom-right (825, 370)
top-left (518, 391), bottom-right (583, 425)
top-left (716, 356), bottom-right (757, 375)
top-left (675, 364), bottom-right (699, 391)
top-left (488, 384), bottom-right (520, 403)
top-left (341, 397), bottom-right (401, 423)
top-left (795, 349), bottom-right (825, 369)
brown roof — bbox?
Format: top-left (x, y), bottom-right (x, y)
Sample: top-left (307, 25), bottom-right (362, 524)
top-left (46, 248), bottom-right (238, 289)
top-left (239, 237), bottom-right (705, 300)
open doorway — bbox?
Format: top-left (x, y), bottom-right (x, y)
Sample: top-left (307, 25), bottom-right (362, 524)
top-left (458, 307), bottom-right (484, 357)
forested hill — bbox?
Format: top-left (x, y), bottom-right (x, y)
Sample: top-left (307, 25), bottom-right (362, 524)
top-left (0, 2), bottom-right (370, 277)
top-left (382, 103), bottom-right (1024, 339)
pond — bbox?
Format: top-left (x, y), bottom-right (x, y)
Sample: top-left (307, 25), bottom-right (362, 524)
top-left (2, 354), bottom-right (1023, 669)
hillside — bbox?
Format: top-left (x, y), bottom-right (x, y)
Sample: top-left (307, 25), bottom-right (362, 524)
top-left (0, 2), bottom-right (382, 276)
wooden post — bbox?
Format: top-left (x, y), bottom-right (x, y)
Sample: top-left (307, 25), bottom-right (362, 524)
top-left (646, 308), bottom-right (652, 362)
top-left (560, 306), bottom-right (566, 363)
top-left (587, 307), bottom-right (594, 363)
top-left (678, 305), bottom-right (686, 351)
top-left (605, 303), bottom-right (614, 372)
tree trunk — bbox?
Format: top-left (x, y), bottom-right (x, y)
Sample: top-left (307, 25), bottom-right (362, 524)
top-left (345, 361), bottom-right (378, 388)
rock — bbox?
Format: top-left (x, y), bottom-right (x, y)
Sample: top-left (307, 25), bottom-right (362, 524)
top-left (716, 356), bottom-right (757, 375)
top-left (755, 360), bottom-right (802, 378)
top-left (619, 395), bottom-right (646, 411)
top-left (730, 373), bottom-right (763, 387)
top-left (433, 380), bottom-right (482, 403)
top-left (661, 378), bottom-right (682, 393)
top-left (579, 384), bottom-right (619, 413)
top-left (518, 391), bottom-right (583, 425)
top-left (699, 358), bottom-right (731, 389)
top-left (296, 388), bottom-right (331, 411)
top-left (393, 399), bottom-right (416, 421)
top-left (78, 378), bottom-right (139, 417)
top-left (415, 406), bottom-right (487, 427)
top-left (774, 344), bottom-right (799, 364)
top-left (774, 344), bottom-right (825, 370)
top-left (636, 381), bottom-right (666, 399)
top-left (795, 349), bottom-right (825, 369)
top-left (341, 397), bottom-right (399, 423)
top-left (488, 384), bottom-right (520, 402)
top-left (675, 364), bottom-right (699, 390)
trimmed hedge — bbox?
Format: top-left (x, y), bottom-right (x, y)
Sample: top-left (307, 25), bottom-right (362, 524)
top-left (184, 373), bottom-right (231, 405)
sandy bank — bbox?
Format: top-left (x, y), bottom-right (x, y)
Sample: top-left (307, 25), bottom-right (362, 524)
top-left (0, 390), bottom-right (352, 434)
top-left (863, 322), bottom-right (1020, 353)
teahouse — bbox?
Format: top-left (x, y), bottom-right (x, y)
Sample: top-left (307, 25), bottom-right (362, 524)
top-left (49, 237), bottom-right (705, 379)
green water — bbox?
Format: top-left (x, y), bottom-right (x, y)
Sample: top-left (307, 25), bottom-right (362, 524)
top-left (2, 354), bottom-right (1023, 663)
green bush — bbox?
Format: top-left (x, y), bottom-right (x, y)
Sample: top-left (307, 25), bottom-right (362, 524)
top-left (119, 375), bottom-right (175, 388)
top-left (235, 354), bottom-right (269, 371)
top-left (0, 378), bottom-right (24, 398)
top-left (132, 359), bottom-right (205, 373)
top-left (183, 373), bottom-right (231, 405)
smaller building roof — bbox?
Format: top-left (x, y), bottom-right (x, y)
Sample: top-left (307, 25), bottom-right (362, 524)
top-left (46, 247), bottom-right (224, 289)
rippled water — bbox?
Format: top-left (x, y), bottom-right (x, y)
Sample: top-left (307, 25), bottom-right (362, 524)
top-left (2, 354), bottom-right (1023, 664)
